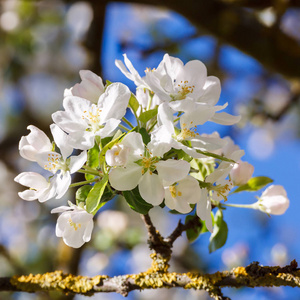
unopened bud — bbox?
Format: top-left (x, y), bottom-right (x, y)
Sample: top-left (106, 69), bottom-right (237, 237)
top-left (255, 185), bottom-right (289, 215)
top-left (230, 161), bottom-right (254, 186)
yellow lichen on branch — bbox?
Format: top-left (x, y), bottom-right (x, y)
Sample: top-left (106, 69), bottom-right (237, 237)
top-left (10, 271), bottom-right (108, 295)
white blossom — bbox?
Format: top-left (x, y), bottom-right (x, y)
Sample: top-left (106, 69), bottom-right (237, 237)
top-left (230, 161), bottom-right (254, 186)
top-left (254, 185), bottom-right (289, 215)
top-left (51, 204), bottom-right (94, 248)
top-left (107, 132), bottom-right (190, 205)
top-left (164, 176), bottom-right (200, 214)
top-left (52, 83), bottom-right (130, 150)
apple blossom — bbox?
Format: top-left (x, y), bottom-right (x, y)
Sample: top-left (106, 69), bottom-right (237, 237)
top-left (164, 176), bottom-right (200, 214)
top-left (51, 204), bottom-right (94, 248)
top-left (255, 185), bottom-right (289, 215)
top-left (107, 132), bottom-right (190, 205)
top-left (52, 83), bottom-right (130, 150)
top-left (230, 161), bottom-right (254, 186)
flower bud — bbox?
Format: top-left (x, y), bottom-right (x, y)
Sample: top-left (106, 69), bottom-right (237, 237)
top-left (230, 161), bottom-right (254, 186)
top-left (255, 185), bottom-right (289, 215)
top-left (105, 144), bottom-right (130, 167)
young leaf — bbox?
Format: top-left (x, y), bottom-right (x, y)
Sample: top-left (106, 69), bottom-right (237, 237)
top-left (209, 209), bottom-right (228, 253)
top-left (86, 175), bottom-right (108, 214)
top-left (231, 176), bottom-right (274, 194)
top-left (139, 106), bottom-right (158, 123)
top-left (138, 127), bottom-right (150, 145)
top-left (185, 215), bottom-right (203, 242)
top-left (196, 149), bottom-right (236, 163)
top-left (123, 187), bottom-right (153, 215)
top-left (85, 143), bottom-right (100, 180)
top-left (129, 94), bottom-right (139, 113)
top-left (76, 185), bottom-right (92, 205)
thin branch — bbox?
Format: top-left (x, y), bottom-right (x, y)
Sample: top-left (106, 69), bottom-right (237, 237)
top-left (165, 215), bottom-right (201, 246)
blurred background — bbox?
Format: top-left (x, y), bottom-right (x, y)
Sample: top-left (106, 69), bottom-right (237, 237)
top-left (1, 0), bottom-right (300, 299)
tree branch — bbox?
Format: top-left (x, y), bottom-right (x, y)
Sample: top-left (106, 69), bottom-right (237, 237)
top-left (1, 261), bottom-right (299, 298)
top-left (111, 0), bottom-right (300, 79)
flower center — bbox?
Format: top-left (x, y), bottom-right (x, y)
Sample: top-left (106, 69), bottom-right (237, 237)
top-left (211, 180), bottom-right (233, 201)
top-left (169, 184), bottom-right (182, 198)
top-left (82, 105), bottom-right (103, 132)
top-left (140, 156), bottom-right (159, 175)
top-left (69, 218), bottom-right (82, 231)
top-left (175, 80), bottom-right (195, 99)
top-left (177, 122), bottom-right (199, 141)
top-left (44, 152), bottom-right (64, 173)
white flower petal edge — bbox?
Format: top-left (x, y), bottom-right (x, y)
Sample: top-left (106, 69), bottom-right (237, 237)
top-left (51, 205), bottom-right (94, 248)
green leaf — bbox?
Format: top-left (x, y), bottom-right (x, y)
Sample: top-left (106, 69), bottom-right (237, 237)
top-left (139, 106), bottom-right (158, 123)
top-left (196, 149), bottom-right (236, 163)
top-left (76, 185), bottom-right (93, 205)
top-left (129, 94), bottom-right (139, 113)
top-left (123, 187), bottom-right (153, 214)
top-left (172, 149), bottom-right (193, 162)
top-left (209, 209), bottom-right (228, 253)
top-left (86, 175), bottom-right (109, 214)
top-left (85, 143), bottom-right (100, 180)
top-left (231, 176), bottom-right (274, 194)
top-left (138, 127), bottom-right (150, 145)
top-left (185, 215), bottom-right (202, 242)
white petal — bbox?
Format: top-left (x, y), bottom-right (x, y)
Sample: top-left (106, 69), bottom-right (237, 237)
top-left (97, 118), bottom-right (120, 138)
top-left (55, 172), bottom-right (71, 199)
top-left (14, 172), bottom-right (49, 190)
top-left (18, 190), bottom-right (40, 201)
top-left (196, 189), bottom-right (213, 232)
top-left (121, 132), bottom-right (144, 159)
top-left (50, 124), bottom-right (73, 159)
top-left (109, 163), bottom-right (142, 191)
top-left (199, 76), bottom-right (221, 106)
top-left (139, 171), bottom-right (164, 205)
top-left (99, 83), bottom-right (130, 122)
top-left (210, 112), bottom-right (241, 125)
top-left (180, 105), bottom-right (215, 127)
top-left (83, 220), bottom-right (94, 242)
top-left (69, 151), bottom-right (87, 174)
top-left (177, 176), bottom-right (201, 204)
top-left (156, 159), bottom-right (190, 183)
top-left (51, 205), bottom-right (73, 214)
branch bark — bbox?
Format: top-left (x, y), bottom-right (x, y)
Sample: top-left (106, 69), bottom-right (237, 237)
top-left (1, 261), bottom-right (299, 299)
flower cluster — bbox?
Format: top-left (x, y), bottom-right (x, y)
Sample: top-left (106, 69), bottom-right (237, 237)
top-left (15, 54), bottom-right (289, 249)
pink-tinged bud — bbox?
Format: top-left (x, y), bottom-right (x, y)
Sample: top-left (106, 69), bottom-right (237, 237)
top-left (256, 185), bottom-right (289, 215)
top-left (230, 161), bottom-right (254, 186)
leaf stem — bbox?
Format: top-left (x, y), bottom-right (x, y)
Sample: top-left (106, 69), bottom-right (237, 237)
top-left (69, 179), bottom-right (99, 188)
